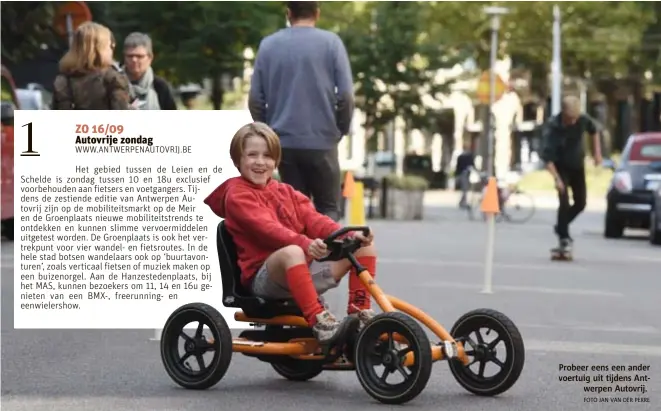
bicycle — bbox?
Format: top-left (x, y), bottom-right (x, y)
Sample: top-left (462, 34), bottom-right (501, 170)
top-left (465, 168), bottom-right (536, 224)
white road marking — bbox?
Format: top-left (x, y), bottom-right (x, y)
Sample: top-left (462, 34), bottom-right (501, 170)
top-left (526, 339), bottom-right (661, 357)
top-left (379, 257), bottom-right (590, 272)
top-left (629, 255), bottom-right (661, 263)
top-left (519, 323), bottom-right (659, 335)
top-left (414, 280), bottom-right (623, 297)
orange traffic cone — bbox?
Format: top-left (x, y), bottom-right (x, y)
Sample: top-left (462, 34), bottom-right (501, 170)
top-left (480, 176), bottom-right (500, 214)
top-left (342, 171), bottom-right (355, 199)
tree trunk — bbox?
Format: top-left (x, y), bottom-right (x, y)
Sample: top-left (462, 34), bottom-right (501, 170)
top-left (211, 75), bottom-right (224, 110)
top-left (629, 75), bottom-right (643, 135)
top-left (597, 79), bottom-right (620, 152)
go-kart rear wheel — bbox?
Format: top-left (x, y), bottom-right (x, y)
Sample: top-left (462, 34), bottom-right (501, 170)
top-left (448, 308), bottom-right (524, 396)
top-left (354, 312), bottom-right (432, 405)
top-left (271, 359), bottom-right (324, 381)
top-left (160, 303), bottom-right (233, 390)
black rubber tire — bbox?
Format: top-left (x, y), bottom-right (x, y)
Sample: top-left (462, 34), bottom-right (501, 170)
top-left (604, 209), bottom-right (624, 238)
top-left (271, 360), bottom-right (324, 381)
top-left (650, 211), bottom-right (661, 245)
top-left (503, 190), bottom-right (535, 224)
top-left (260, 325), bottom-right (325, 381)
top-left (160, 303), bottom-right (233, 390)
top-left (468, 190), bottom-right (485, 221)
top-left (354, 312), bottom-right (432, 405)
top-left (448, 308), bottom-right (525, 396)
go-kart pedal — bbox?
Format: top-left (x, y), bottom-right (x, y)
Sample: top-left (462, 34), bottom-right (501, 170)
top-left (314, 314), bottom-right (360, 356)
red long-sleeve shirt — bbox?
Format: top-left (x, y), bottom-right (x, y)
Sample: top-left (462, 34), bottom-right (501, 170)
top-left (204, 176), bottom-right (341, 287)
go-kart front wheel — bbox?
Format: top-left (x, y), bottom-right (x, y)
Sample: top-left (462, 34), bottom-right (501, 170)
top-left (160, 303), bottom-right (233, 390)
top-left (354, 312), bottom-right (432, 405)
top-left (448, 308), bottom-right (524, 396)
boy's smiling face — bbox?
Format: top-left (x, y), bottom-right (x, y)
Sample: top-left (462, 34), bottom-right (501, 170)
top-left (240, 135), bottom-right (275, 186)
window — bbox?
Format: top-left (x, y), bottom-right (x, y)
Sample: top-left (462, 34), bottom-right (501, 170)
top-left (630, 140), bottom-right (661, 161)
top-left (640, 144), bottom-right (661, 160)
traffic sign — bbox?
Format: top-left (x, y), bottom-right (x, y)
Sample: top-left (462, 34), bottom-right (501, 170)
top-left (53, 1), bottom-right (92, 38)
top-left (476, 70), bottom-right (508, 105)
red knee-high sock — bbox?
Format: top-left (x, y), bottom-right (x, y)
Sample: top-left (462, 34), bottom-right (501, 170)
top-left (348, 256), bottom-right (376, 314)
top-left (286, 264), bottom-right (325, 326)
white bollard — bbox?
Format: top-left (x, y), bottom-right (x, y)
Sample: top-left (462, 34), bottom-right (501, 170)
top-left (149, 328), bottom-right (162, 341)
top-left (481, 213), bottom-right (496, 294)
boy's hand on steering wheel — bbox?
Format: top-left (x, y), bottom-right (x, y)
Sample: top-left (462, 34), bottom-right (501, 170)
top-left (308, 238), bottom-right (328, 259)
top-left (352, 230), bottom-right (374, 247)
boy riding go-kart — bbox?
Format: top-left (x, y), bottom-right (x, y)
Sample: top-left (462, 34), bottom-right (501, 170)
top-left (159, 122), bottom-right (525, 405)
top-left (204, 122), bottom-right (377, 346)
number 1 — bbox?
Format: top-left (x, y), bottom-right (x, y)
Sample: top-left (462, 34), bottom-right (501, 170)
top-left (21, 122), bottom-right (40, 157)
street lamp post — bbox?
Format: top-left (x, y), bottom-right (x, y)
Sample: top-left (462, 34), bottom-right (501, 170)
top-left (481, 6), bottom-right (508, 294)
top-left (551, 5), bottom-right (562, 116)
top-left (483, 6), bottom-right (508, 178)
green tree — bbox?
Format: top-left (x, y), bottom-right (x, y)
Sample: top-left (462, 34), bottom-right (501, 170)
top-left (323, 1), bottom-right (467, 148)
top-left (431, 1), bottom-right (654, 153)
top-left (99, 1), bottom-right (283, 109)
top-left (1, 2), bottom-right (59, 64)
top-left (429, 2), bottom-right (653, 97)
top-left (637, 1), bottom-right (661, 82)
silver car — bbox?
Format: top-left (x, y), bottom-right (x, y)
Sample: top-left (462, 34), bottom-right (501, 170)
top-left (604, 132), bottom-right (661, 239)
top-left (16, 83), bottom-right (51, 110)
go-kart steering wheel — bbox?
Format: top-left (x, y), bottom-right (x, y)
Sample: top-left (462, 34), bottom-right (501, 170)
top-left (316, 226), bottom-right (371, 263)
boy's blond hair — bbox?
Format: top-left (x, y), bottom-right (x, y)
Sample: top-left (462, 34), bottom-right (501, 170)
top-left (230, 122), bottom-right (282, 168)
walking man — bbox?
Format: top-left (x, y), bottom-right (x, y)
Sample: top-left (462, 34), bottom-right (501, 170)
top-left (248, 1), bottom-right (354, 221)
top-left (541, 96), bottom-right (602, 252)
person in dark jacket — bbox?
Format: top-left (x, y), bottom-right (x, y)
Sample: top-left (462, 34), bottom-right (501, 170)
top-left (122, 32), bottom-right (177, 110)
top-left (248, 1), bottom-right (354, 221)
top-left (455, 140), bottom-right (475, 208)
top-left (541, 96), bottom-right (602, 252)
top-left (52, 22), bottom-right (130, 110)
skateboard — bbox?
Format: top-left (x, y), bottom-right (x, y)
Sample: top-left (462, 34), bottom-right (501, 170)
top-left (550, 246), bottom-right (573, 261)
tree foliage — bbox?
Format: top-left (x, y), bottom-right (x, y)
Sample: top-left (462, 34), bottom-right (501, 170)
top-left (320, 1), bottom-right (469, 138)
top-left (1, 1), bottom-right (59, 64)
top-left (97, 1), bottom-right (282, 82)
top-left (427, 1), bottom-right (658, 96)
top-left (2, 1), bottom-right (658, 120)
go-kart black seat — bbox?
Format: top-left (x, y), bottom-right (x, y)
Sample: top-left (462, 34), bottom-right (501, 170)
top-left (216, 221), bottom-right (303, 319)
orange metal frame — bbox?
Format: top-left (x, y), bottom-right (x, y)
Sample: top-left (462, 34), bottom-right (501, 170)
top-left (228, 269), bottom-right (470, 367)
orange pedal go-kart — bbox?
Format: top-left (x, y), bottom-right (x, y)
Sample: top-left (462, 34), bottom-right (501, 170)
top-left (160, 223), bottom-right (525, 404)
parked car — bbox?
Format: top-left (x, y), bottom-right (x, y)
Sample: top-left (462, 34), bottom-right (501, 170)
top-left (651, 183), bottom-right (661, 245)
top-left (16, 83), bottom-right (52, 110)
top-left (604, 132), bottom-right (661, 239)
top-left (1, 65), bottom-right (19, 240)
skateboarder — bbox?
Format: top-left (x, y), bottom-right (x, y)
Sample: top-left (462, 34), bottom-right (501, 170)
top-left (541, 96), bottom-right (602, 257)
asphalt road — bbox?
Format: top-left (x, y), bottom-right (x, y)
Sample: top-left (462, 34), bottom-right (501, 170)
top-left (2, 199), bottom-right (660, 411)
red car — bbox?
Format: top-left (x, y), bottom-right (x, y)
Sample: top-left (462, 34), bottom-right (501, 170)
top-left (1, 65), bottom-right (18, 240)
top-left (604, 132), bottom-right (661, 239)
